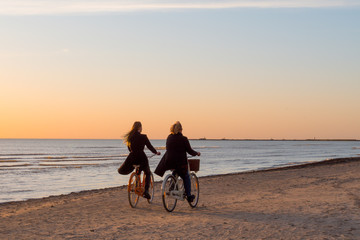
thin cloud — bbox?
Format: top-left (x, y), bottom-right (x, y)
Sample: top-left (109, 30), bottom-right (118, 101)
top-left (0, 0), bottom-right (359, 15)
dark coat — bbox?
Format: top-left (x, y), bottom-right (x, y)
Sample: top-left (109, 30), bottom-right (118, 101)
top-left (118, 132), bottom-right (157, 175)
top-left (154, 133), bottom-right (198, 177)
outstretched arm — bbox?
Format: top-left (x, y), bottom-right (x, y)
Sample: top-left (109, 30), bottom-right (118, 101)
top-left (184, 137), bottom-right (200, 156)
top-left (145, 135), bottom-right (160, 155)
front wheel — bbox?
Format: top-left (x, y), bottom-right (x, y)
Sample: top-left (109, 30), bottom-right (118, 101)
top-left (161, 174), bottom-right (177, 212)
top-left (188, 173), bottom-right (199, 208)
top-left (147, 172), bottom-right (155, 203)
top-left (128, 172), bottom-right (140, 208)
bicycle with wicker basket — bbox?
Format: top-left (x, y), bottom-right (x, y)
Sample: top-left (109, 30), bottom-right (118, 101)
top-left (161, 158), bottom-right (200, 212)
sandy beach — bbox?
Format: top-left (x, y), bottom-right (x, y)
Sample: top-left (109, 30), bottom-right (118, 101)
top-left (1, 157), bottom-right (360, 240)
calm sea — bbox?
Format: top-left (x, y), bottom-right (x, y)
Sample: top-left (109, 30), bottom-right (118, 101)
top-left (1, 139), bottom-right (360, 203)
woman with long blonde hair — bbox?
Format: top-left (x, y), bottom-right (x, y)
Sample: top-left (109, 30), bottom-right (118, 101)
top-left (118, 121), bottom-right (160, 199)
top-left (155, 121), bottom-right (200, 203)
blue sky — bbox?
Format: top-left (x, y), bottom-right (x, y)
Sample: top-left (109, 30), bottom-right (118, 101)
top-left (1, 1), bottom-right (360, 139)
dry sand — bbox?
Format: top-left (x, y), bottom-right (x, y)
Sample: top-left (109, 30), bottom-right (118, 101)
top-left (1, 157), bottom-right (360, 240)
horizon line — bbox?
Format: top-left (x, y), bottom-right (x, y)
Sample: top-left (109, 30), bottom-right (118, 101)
top-left (1, 0), bottom-right (359, 16)
top-left (1, 138), bottom-right (359, 141)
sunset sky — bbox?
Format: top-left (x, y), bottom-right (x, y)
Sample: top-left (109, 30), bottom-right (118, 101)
top-left (1, 1), bottom-right (359, 140)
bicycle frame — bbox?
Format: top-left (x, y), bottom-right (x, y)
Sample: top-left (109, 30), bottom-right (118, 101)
top-left (128, 154), bottom-right (156, 197)
top-left (127, 164), bottom-right (155, 208)
top-left (128, 171), bottom-right (146, 197)
top-left (168, 174), bottom-right (186, 201)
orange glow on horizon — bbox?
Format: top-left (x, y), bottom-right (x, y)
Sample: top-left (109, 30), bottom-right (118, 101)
top-left (1, 9), bottom-right (359, 140)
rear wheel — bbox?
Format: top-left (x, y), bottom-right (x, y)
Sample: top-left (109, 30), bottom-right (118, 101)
top-left (128, 173), bottom-right (140, 208)
top-left (161, 174), bottom-right (177, 212)
top-left (147, 172), bottom-right (155, 203)
top-left (188, 173), bottom-right (199, 208)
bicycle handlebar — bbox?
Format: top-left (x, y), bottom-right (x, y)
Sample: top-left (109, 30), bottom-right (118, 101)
top-left (147, 153), bottom-right (198, 159)
top-left (147, 153), bottom-right (157, 159)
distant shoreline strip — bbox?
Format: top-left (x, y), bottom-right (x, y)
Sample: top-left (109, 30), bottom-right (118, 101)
top-left (191, 138), bottom-right (360, 141)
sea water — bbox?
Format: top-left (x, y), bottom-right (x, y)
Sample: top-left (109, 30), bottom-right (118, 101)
top-left (1, 139), bottom-right (360, 203)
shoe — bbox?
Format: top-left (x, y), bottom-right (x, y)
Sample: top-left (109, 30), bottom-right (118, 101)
top-left (187, 195), bottom-right (195, 203)
top-left (143, 191), bottom-right (151, 199)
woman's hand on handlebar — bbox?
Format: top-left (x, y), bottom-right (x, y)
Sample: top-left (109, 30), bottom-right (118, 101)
top-left (197, 152), bottom-right (201, 156)
top-left (156, 151), bottom-right (161, 155)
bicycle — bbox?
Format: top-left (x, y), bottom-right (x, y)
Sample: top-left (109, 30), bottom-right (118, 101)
top-left (161, 157), bottom-right (200, 212)
top-left (127, 155), bottom-right (155, 208)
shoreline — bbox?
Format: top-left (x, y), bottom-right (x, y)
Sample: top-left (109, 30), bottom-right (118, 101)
top-left (2, 156), bottom-right (360, 206)
top-left (1, 156), bottom-right (360, 239)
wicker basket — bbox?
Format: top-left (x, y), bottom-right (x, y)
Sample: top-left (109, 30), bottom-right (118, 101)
top-left (188, 159), bottom-right (200, 172)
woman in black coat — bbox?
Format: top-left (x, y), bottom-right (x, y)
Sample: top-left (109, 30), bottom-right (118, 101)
top-left (155, 121), bottom-right (200, 202)
top-left (118, 121), bottom-right (160, 199)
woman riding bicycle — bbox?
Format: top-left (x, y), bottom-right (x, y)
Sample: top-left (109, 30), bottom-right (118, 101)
top-left (118, 121), bottom-right (160, 199)
top-left (155, 121), bottom-right (200, 203)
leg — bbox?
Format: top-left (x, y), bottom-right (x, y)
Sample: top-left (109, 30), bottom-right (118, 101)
top-left (142, 165), bottom-right (151, 192)
top-left (179, 171), bottom-right (191, 197)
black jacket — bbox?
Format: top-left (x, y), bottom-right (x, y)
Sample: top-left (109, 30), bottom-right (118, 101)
top-left (118, 132), bottom-right (157, 175)
top-left (154, 133), bottom-right (197, 177)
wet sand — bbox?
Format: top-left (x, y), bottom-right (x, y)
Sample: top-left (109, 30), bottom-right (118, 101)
top-left (1, 157), bottom-right (360, 239)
